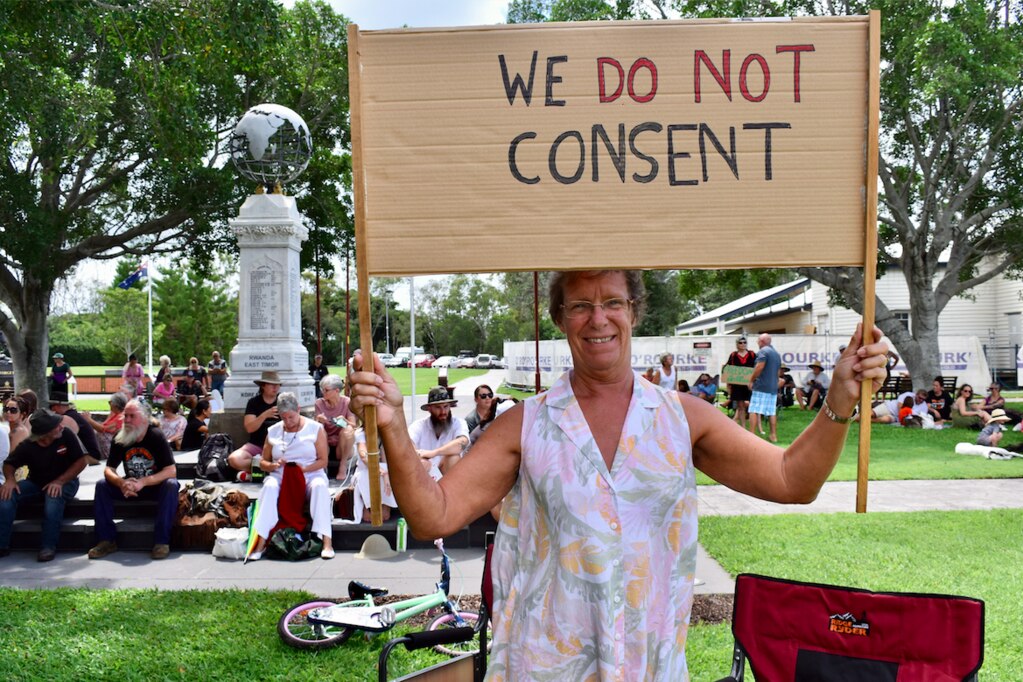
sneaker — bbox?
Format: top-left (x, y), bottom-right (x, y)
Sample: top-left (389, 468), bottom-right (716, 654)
top-left (37, 548), bottom-right (56, 562)
top-left (88, 541), bottom-right (118, 559)
top-left (151, 544), bottom-right (170, 560)
top-left (321, 547), bottom-right (335, 560)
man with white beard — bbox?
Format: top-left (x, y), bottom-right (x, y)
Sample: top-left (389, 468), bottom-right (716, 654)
top-left (408, 387), bottom-right (469, 477)
top-left (88, 399), bottom-right (179, 560)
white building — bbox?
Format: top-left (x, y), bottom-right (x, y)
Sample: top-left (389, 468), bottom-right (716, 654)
top-left (674, 266), bottom-right (1023, 387)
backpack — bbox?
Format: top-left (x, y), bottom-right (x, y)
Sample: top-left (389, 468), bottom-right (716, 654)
top-left (196, 433), bottom-right (234, 482)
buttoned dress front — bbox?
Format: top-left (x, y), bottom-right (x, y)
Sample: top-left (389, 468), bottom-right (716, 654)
top-left (488, 372), bottom-right (698, 681)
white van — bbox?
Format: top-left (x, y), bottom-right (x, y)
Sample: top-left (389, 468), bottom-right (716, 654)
top-left (392, 346), bottom-right (424, 367)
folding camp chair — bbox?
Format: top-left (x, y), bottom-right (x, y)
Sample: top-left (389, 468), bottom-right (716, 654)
top-left (718, 574), bottom-right (984, 682)
top-left (378, 532), bottom-right (495, 681)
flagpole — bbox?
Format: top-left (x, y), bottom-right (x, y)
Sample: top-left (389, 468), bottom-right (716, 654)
top-left (147, 262), bottom-right (154, 378)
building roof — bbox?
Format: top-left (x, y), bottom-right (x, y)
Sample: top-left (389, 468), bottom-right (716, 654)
top-left (674, 278), bottom-right (811, 335)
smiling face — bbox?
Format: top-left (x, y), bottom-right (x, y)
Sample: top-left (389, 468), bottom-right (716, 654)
top-left (557, 271), bottom-right (635, 381)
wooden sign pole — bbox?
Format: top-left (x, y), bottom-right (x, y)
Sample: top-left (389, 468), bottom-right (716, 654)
top-left (856, 9), bottom-right (882, 514)
top-left (348, 23), bottom-right (383, 526)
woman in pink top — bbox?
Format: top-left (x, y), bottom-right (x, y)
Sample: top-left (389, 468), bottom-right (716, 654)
top-left (313, 374), bottom-right (355, 479)
top-left (153, 374), bottom-right (176, 406)
top-left (121, 354), bottom-right (145, 397)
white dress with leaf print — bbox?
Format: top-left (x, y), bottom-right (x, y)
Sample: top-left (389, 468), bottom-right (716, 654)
top-left (488, 371), bottom-right (698, 681)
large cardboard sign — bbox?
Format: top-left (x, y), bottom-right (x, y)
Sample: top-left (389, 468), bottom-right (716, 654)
top-left (350, 17), bottom-right (872, 276)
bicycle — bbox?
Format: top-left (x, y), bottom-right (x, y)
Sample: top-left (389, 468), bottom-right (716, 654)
top-left (278, 538), bottom-right (490, 656)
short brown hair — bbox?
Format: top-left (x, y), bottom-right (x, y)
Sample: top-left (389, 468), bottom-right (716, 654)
top-left (548, 270), bottom-right (646, 325)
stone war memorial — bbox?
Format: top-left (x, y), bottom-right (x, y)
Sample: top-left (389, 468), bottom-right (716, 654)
top-left (217, 103), bottom-right (316, 436)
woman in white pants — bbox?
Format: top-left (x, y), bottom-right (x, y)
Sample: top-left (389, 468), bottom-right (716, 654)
top-left (249, 392), bottom-right (334, 560)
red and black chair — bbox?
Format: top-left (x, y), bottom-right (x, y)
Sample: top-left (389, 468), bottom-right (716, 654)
top-left (718, 574), bottom-right (984, 682)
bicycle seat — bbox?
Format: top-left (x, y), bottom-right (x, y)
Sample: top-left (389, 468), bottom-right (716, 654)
top-left (349, 580), bottom-right (389, 600)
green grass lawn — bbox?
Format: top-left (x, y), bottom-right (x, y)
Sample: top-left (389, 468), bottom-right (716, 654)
top-left (689, 509), bottom-right (1023, 681)
top-left (0, 588), bottom-right (452, 681)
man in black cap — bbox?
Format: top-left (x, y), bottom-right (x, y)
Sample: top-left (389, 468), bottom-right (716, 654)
top-left (407, 387), bottom-right (469, 477)
top-left (0, 409), bottom-right (87, 562)
top-left (49, 393), bottom-right (101, 465)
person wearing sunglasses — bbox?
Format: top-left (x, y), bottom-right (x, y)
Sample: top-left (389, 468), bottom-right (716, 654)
top-left (4, 397), bottom-right (30, 454)
top-left (952, 384), bottom-right (991, 429)
top-left (349, 269), bottom-right (890, 680)
top-left (465, 384), bottom-right (495, 435)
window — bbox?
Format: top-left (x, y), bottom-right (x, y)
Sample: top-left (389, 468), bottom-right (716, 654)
top-left (893, 311), bottom-right (910, 332)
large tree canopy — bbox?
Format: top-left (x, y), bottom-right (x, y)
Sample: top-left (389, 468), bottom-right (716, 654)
top-left (0, 0), bottom-right (353, 398)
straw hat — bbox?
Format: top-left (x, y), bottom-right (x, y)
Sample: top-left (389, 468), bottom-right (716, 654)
top-left (988, 409), bottom-right (1011, 424)
top-left (808, 362), bottom-right (824, 371)
top-left (253, 370), bottom-right (283, 386)
top-left (354, 534), bottom-right (397, 560)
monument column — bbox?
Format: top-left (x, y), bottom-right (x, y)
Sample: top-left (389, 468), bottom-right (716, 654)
top-left (223, 191), bottom-right (315, 410)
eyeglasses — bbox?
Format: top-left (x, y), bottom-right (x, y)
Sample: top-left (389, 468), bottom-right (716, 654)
top-left (4, 406), bottom-right (18, 413)
top-left (737, 341), bottom-right (747, 345)
top-left (477, 393), bottom-right (493, 399)
top-left (561, 298), bottom-right (633, 319)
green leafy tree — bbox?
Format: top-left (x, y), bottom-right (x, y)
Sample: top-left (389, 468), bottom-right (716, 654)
top-left (152, 266), bottom-right (237, 366)
top-left (95, 288), bottom-right (162, 364)
top-left (0, 0), bottom-right (353, 399)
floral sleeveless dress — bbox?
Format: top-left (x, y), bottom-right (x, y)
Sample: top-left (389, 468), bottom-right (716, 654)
top-left (488, 372), bottom-right (698, 681)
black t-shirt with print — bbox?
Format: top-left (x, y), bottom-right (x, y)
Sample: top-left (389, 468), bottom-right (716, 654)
top-left (107, 426), bottom-right (175, 480)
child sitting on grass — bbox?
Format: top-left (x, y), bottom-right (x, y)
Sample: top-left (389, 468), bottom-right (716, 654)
top-left (976, 409), bottom-right (1011, 447)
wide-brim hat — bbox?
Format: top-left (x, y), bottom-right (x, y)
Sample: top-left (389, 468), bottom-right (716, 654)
top-left (29, 409), bottom-right (63, 439)
top-left (253, 370), bottom-right (283, 386)
top-left (354, 534), bottom-right (397, 560)
top-left (989, 409), bottom-right (1011, 424)
top-left (421, 386), bottom-right (457, 410)
top-left (48, 392), bottom-right (72, 407)
top-left (808, 362), bottom-right (824, 371)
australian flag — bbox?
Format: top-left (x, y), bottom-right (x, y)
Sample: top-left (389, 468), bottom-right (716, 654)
top-left (117, 262), bottom-right (148, 289)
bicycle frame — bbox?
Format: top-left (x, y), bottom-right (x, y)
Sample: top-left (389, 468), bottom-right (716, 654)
top-left (307, 539), bottom-right (469, 634)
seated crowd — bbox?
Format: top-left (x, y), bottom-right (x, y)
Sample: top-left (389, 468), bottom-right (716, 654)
top-left (2, 350), bottom-right (1018, 563)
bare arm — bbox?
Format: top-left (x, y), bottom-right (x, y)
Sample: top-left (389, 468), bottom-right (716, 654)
top-left (693, 324), bottom-right (887, 504)
top-left (244, 405), bottom-right (277, 434)
top-left (349, 353), bottom-right (521, 539)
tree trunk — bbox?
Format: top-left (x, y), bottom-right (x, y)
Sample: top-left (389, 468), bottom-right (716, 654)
top-left (7, 279), bottom-right (52, 403)
top-left (901, 268), bottom-right (944, 391)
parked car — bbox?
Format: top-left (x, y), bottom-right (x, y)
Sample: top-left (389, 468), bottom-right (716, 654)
top-left (474, 354), bottom-right (494, 369)
top-left (455, 356), bottom-right (477, 369)
top-left (383, 353), bottom-right (405, 368)
top-left (377, 353), bottom-right (395, 366)
top-left (457, 349), bottom-right (475, 359)
top-left (432, 355), bottom-right (458, 368)
top-left (413, 354), bottom-right (436, 368)
top-left (491, 356), bottom-right (507, 369)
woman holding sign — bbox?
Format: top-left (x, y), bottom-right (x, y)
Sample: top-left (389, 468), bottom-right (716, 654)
top-left (349, 270), bottom-right (887, 681)
top-left (725, 336), bottom-right (757, 428)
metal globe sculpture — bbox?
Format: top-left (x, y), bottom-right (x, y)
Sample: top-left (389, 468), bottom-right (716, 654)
top-left (229, 103), bottom-right (313, 190)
